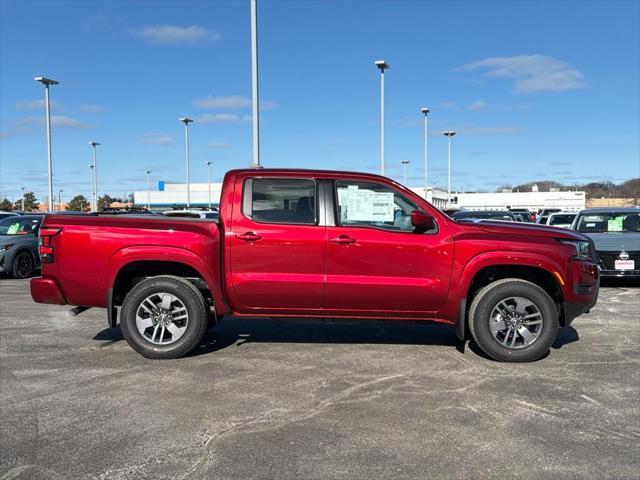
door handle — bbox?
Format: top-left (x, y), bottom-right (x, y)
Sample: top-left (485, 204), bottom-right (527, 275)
top-left (236, 232), bottom-right (262, 242)
top-left (330, 235), bottom-right (356, 245)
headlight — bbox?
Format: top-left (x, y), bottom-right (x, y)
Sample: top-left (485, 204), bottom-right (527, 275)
top-left (0, 244), bottom-right (14, 253)
top-left (560, 239), bottom-right (591, 261)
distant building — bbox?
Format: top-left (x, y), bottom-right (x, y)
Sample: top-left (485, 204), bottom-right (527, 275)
top-left (134, 181), bottom-right (223, 209)
top-left (447, 190), bottom-right (586, 212)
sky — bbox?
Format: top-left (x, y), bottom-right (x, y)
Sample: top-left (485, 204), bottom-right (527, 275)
top-left (1, 0), bottom-right (639, 203)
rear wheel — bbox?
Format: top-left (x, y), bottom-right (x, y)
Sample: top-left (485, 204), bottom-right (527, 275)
top-left (468, 278), bottom-right (559, 362)
top-left (12, 251), bottom-right (34, 279)
top-left (120, 275), bottom-right (209, 359)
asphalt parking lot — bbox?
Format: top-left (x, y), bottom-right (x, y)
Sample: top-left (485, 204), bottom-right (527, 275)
top-left (1, 278), bottom-right (639, 480)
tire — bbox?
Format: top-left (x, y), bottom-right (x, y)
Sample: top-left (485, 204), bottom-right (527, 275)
top-left (120, 275), bottom-right (209, 359)
top-left (468, 278), bottom-right (559, 362)
top-left (12, 251), bottom-right (34, 279)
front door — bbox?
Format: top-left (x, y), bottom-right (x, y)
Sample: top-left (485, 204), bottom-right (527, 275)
top-left (228, 176), bottom-right (326, 312)
top-left (323, 179), bottom-right (454, 314)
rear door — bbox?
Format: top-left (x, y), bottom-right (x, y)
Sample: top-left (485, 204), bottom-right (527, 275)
top-left (227, 176), bottom-right (326, 312)
top-left (323, 179), bottom-right (454, 314)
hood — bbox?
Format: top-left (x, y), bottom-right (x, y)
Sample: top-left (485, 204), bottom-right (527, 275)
top-left (581, 232), bottom-right (640, 252)
top-left (471, 220), bottom-right (588, 241)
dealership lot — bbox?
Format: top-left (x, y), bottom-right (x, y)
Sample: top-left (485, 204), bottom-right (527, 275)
top-left (1, 279), bottom-right (638, 480)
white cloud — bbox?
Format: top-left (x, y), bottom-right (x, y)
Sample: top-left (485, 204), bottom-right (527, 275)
top-left (468, 100), bottom-right (486, 111)
top-left (198, 113), bottom-right (244, 124)
top-left (456, 126), bottom-right (522, 135)
top-left (455, 55), bottom-right (585, 93)
top-left (18, 116), bottom-right (92, 129)
top-left (16, 99), bottom-right (61, 111)
top-left (194, 94), bottom-right (276, 110)
top-left (208, 142), bottom-right (232, 149)
top-left (80, 104), bottom-right (104, 113)
top-left (137, 133), bottom-right (175, 146)
top-left (130, 25), bottom-right (221, 44)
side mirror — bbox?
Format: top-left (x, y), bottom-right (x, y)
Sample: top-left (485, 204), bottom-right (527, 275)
top-left (411, 210), bottom-right (435, 231)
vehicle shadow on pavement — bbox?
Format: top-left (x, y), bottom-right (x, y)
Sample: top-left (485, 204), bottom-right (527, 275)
top-left (187, 318), bottom-right (465, 358)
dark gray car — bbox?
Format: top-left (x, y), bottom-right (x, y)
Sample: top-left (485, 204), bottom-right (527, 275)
top-left (571, 207), bottom-right (640, 277)
top-left (0, 215), bottom-right (42, 278)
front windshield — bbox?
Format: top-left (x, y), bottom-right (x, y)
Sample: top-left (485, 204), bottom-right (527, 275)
top-left (576, 213), bottom-right (639, 233)
top-left (0, 217), bottom-right (40, 235)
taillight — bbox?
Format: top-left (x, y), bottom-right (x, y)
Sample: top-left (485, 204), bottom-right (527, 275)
top-left (39, 227), bottom-right (61, 263)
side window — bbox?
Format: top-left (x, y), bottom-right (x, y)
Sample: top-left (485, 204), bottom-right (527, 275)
top-left (243, 178), bottom-right (317, 224)
top-left (335, 181), bottom-right (418, 232)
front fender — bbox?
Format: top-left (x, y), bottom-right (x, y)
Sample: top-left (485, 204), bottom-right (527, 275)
top-left (103, 245), bottom-right (226, 316)
top-left (439, 250), bottom-right (568, 325)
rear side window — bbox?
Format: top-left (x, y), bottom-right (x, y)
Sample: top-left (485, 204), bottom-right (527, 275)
top-left (243, 178), bottom-right (316, 224)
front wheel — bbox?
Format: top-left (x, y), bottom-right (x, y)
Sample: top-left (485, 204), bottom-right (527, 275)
top-left (120, 275), bottom-right (209, 359)
top-left (468, 278), bottom-right (559, 362)
top-left (12, 251), bottom-right (34, 279)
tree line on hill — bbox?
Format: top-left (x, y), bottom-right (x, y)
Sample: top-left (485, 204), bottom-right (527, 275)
top-left (495, 178), bottom-right (640, 199)
top-left (0, 193), bottom-right (125, 212)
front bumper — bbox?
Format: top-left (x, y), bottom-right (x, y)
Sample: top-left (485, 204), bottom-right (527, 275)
top-left (598, 269), bottom-right (640, 278)
top-left (30, 277), bottom-right (67, 305)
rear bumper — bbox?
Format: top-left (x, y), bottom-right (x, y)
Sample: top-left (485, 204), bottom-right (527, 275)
top-left (30, 277), bottom-right (67, 305)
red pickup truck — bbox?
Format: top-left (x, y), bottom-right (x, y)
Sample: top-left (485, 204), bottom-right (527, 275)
top-left (31, 169), bottom-right (599, 362)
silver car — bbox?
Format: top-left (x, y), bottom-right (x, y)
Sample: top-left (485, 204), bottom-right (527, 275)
top-left (0, 215), bottom-right (42, 278)
top-left (571, 207), bottom-right (640, 278)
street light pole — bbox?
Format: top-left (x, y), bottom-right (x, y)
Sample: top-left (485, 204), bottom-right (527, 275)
top-left (401, 160), bottom-right (409, 186)
top-left (179, 117), bottom-right (194, 208)
top-left (443, 130), bottom-right (456, 207)
top-left (89, 165), bottom-right (95, 211)
top-left (250, 0), bottom-right (261, 168)
top-left (34, 76), bottom-right (59, 212)
top-left (58, 189), bottom-right (64, 211)
top-left (205, 161), bottom-right (212, 209)
top-left (374, 60), bottom-right (390, 176)
top-left (420, 108), bottom-right (430, 200)
top-left (21, 187), bottom-right (25, 211)
top-left (88, 141), bottom-right (100, 211)
top-left (146, 170), bottom-right (152, 211)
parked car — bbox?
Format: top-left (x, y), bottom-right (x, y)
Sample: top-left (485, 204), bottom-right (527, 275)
top-left (0, 215), bottom-right (42, 278)
top-left (31, 168), bottom-right (599, 363)
top-left (536, 208), bottom-right (562, 225)
top-left (508, 208), bottom-right (534, 222)
top-left (451, 210), bottom-right (517, 222)
top-left (571, 207), bottom-right (640, 277)
top-left (546, 212), bottom-right (577, 229)
top-left (0, 211), bottom-right (20, 220)
top-left (163, 209), bottom-right (219, 220)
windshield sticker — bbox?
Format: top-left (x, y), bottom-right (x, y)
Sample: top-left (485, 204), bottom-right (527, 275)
top-left (608, 217), bottom-right (623, 232)
top-left (343, 189), bottom-right (395, 222)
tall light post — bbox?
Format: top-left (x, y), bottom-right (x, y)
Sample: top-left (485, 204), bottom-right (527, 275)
top-left (146, 170), bottom-right (152, 211)
top-left (250, 0), bottom-right (261, 168)
top-left (401, 160), bottom-right (410, 186)
top-left (179, 117), bottom-right (194, 208)
top-left (443, 130), bottom-right (456, 207)
top-left (58, 189), bottom-right (64, 211)
top-left (374, 60), bottom-right (390, 176)
top-left (20, 187), bottom-right (25, 211)
top-left (34, 76), bottom-right (59, 212)
top-left (88, 141), bottom-right (100, 211)
top-left (89, 165), bottom-right (95, 212)
top-left (421, 107), bottom-right (430, 199)
top-left (205, 161), bottom-right (212, 209)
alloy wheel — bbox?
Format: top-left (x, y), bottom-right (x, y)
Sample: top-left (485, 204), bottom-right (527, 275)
top-left (488, 296), bottom-right (544, 349)
top-left (135, 293), bottom-right (189, 345)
